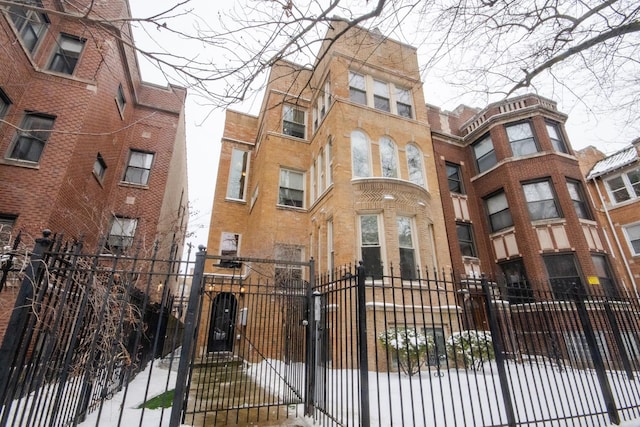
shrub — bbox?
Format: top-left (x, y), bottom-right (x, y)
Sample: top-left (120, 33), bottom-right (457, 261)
top-left (378, 327), bottom-right (436, 376)
top-left (446, 330), bottom-right (495, 370)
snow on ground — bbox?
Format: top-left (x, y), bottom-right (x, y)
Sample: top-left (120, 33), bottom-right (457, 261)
top-left (73, 356), bottom-right (640, 426)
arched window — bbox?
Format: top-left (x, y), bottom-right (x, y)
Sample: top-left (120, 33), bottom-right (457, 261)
top-left (379, 136), bottom-right (398, 178)
top-left (406, 144), bottom-right (425, 187)
top-left (351, 130), bottom-right (371, 177)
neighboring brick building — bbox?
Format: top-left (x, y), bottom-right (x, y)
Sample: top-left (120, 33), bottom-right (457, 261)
top-left (576, 140), bottom-right (640, 299)
top-left (428, 96), bottom-right (620, 326)
top-left (0, 0), bottom-right (188, 259)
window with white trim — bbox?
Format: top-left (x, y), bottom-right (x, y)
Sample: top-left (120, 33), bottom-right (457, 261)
top-left (349, 72), bottom-right (366, 105)
top-left (456, 222), bottom-right (477, 257)
top-left (226, 148), bottom-right (249, 200)
top-left (373, 80), bottom-right (390, 112)
top-left (360, 214), bottom-right (383, 279)
top-left (275, 244), bottom-right (304, 288)
top-left (0, 215), bottom-right (16, 248)
top-left (278, 169), bottom-right (304, 208)
top-left (380, 137), bottom-right (398, 178)
top-left (623, 223), bottom-right (640, 256)
top-left (282, 105), bottom-right (306, 139)
top-left (318, 147), bottom-right (325, 194)
top-left (351, 130), bottom-right (371, 177)
top-left (397, 216), bottom-right (417, 280)
top-left (326, 139), bottom-right (333, 186)
top-left (406, 144), bottom-right (425, 187)
top-left (605, 167), bottom-right (640, 205)
top-left (396, 87), bottom-right (412, 118)
top-left (327, 218), bottom-right (334, 272)
top-left (219, 232), bottom-right (241, 268)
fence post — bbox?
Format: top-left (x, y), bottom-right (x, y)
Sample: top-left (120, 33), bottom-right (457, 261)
top-left (481, 276), bottom-right (516, 427)
top-left (0, 230), bottom-right (51, 409)
top-left (169, 245), bottom-right (206, 427)
top-left (305, 258), bottom-right (316, 416)
top-left (572, 285), bottom-right (620, 425)
top-left (357, 262), bottom-right (370, 427)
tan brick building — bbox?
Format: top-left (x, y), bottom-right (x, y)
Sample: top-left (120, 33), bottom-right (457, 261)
top-left (0, 0), bottom-right (188, 258)
top-left (577, 140), bottom-right (640, 298)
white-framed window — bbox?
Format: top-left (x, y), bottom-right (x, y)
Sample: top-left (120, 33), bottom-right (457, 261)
top-left (282, 105), bottom-right (306, 139)
top-left (7, 3), bottom-right (48, 54)
top-left (106, 217), bottom-right (137, 252)
top-left (313, 76), bottom-right (332, 132)
top-left (546, 121), bottom-right (568, 153)
top-left (123, 150), bottom-right (154, 185)
top-left (351, 130), bottom-right (371, 178)
top-left (326, 138), bottom-right (333, 186)
top-left (327, 218), bottom-right (334, 272)
top-left (523, 179), bottom-right (561, 221)
top-left (349, 71), bottom-right (367, 105)
top-left (7, 112), bottom-right (55, 163)
top-left (405, 144), bottom-right (425, 187)
top-left (359, 214), bottom-right (384, 279)
top-left (506, 122), bottom-right (538, 157)
top-left (397, 216), bottom-right (417, 280)
top-left (396, 87), bottom-right (413, 118)
top-left (0, 215), bottom-right (17, 248)
top-left (373, 80), bottom-right (390, 112)
top-left (48, 33), bottom-right (85, 75)
top-left (279, 168), bottom-right (304, 208)
top-left (226, 148), bottom-right (249, 200)
top-left (380, 137), bottom-right (398, 178)
top-left (605, 167), bottom-right (640, 205)
top-left (318, 147), bottom-right (325, 194)
top-left (473, 134), bottom-right (496, 173)
top-left (623, 223), bottom-right (640, 256)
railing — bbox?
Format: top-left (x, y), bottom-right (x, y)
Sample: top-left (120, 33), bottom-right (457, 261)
top-left (308, 266), bottom-right (640, 426)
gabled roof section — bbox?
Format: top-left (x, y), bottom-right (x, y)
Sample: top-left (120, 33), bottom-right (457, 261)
top-left (587, 145), bottom-right (638, 179)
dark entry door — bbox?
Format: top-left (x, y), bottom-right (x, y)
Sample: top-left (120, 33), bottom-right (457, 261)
top-left (207, 292), bottom-right (237, 352)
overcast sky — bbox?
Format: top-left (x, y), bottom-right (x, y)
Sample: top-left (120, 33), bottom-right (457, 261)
top-left (128, 1), bottom-right (636, 253)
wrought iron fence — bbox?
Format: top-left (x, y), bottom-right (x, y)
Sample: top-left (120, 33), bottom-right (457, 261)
top-left (0, 231), bottom-right (191, 427)
top-left (308, 265), bottom-right (640, 427)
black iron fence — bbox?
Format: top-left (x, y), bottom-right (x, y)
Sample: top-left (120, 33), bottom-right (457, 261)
top-left (0, 231), bottom-right (191, 427)
top-left (308, 265), bottom-right (640, 427)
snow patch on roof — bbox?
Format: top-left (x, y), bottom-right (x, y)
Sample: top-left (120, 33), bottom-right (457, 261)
top-left (587, 145), bottom-right (638, 179)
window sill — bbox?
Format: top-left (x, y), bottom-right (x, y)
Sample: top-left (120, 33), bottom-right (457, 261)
top-left (276, 204), bottom-right (306, 212)
top-left (225, 197), bottom-right (247, 204)
top-left (0, 158), bottom-right (40, 169)
top-left (118, 181), bottom-right (149, 190)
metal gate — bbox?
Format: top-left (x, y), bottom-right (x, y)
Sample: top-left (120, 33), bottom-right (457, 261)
top-left (171, 248), bottom-right (315, 426)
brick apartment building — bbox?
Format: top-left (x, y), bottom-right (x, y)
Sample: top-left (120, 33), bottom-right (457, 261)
top-left (204, 23), bottom-right (624, 361)
top-left (0, 0), bottom-right (189, 338)
top-left (0, 0), bottom-right (188, 258)
top-left (576, 140), bottom-right (640, 299)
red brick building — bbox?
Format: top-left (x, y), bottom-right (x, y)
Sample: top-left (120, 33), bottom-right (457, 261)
top-left (429, 96), bottom-right (619, 313)
top-left (0, 0), bottom-right (188, 259)
top-left (577, 140), bottom-right (640, 299)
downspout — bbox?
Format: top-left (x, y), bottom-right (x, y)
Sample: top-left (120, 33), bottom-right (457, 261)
top-left (591, 177), bottom-right (639, 299)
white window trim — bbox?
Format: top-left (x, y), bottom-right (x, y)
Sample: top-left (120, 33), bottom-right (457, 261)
top-left (351, 130), bottom-right (372, 178)
top-left (226, 148), bottom-right (249, 201)
top-left (397, 215), bottom-right (420, 277)
top-left (358, 213), bottom-right (387, 277)
top-left (405, 143), bottom-right (427, 189)
top-left (282, 105), bottom-right (307, 139)
top-left (379, 136), bottom-right (399, 179)
top-left (605, 167), bottom-right (640, 206)
top-left (622, 222), bottom-right (640, 257)
top-left (348, 71), bottom-right (413, 118)
top-left (278, 168), bottom-right (305, 208)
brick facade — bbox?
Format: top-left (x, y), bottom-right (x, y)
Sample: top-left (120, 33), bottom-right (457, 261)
top-left (0, 1), bottom-right (189, 337)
